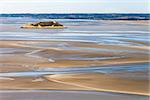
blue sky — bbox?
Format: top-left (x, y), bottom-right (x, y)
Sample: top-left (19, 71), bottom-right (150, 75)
top-left (0, 0), bottom-right (149, 13)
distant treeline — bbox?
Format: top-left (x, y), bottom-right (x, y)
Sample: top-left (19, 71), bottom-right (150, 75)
top-left (0, 14), bottom-right (150, 20)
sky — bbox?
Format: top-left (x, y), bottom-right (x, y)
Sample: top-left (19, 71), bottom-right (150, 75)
top-left (0, 0), bottom-right (149, 13)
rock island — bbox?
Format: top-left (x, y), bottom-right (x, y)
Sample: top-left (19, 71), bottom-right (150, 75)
top-left (21, 21), bottom-right (65, 29)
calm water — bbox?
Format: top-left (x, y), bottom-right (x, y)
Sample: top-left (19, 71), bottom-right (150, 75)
top-left (0, 63), bottom-right (148, 77)
top-left (0, 17), bottom-right (149, 99)
top-left (0, 17), bottom-right (149, 46)
top-left (0, 17), bottom-right (149, 75)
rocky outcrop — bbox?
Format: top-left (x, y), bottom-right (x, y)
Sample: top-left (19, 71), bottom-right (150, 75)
top-left (21, 21), bottom-right (65, 29)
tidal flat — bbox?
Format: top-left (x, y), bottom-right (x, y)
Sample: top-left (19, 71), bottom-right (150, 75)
top-left (0, 17), bottom-right (149, 100)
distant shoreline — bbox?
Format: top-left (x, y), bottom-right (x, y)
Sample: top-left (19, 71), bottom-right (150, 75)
top-left (0, 13), bottom-right (149, 20)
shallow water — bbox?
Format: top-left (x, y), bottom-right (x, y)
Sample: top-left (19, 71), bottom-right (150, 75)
top-left (0, 17), bottom-right (149, 98)
top-left (0, 18), bottom-right (149, 46)
top-left (0, 63), bottom-right (148, 77)
top-left (0, 90), bottom-right (148, 100)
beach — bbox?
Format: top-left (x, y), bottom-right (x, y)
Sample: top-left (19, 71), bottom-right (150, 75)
top-left (0, 90), bottom-right (148, 100)
top-left (0, 17), bottom-right (149, 99)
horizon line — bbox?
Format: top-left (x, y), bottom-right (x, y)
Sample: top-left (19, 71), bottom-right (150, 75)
top-left (1, 13), bottom-right (150, 14)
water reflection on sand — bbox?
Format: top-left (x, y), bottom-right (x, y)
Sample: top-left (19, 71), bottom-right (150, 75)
top-left (0, 18), bottom-right (149, 99)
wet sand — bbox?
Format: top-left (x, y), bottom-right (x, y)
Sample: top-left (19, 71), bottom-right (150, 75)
top-left (0, 90), bottom-right (148, 100)
top-left (0, 76), bottom-right (84, 90)
top-left (0, 64), bottom-right (149, 95)
top-left (0, 40), bottom-right (149, 71)
top-left (45, 71), bottom-right (149, 96)
top-left (0, 19), bottom-right (149, 99)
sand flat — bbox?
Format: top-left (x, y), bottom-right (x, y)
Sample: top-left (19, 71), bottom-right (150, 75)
top-left (45, 71), bottom-right (149, 96)
top-left (0, 76), bottom-right (86, 90)
top-left (0, 90), bottom-right (148, 100)
top-left (0, 20), bottom-right (149, 99)
top-left (0, 40), bottom-right (149, 71)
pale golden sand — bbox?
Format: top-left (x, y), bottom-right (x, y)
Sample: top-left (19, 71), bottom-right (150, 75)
top-left (0, 71), bottom-right (148, 96)
top-left (0, 40), bottom-right (149, 72)
top-left (0, 76), bottom-right (86, 90)
top-left (0, 20), bottom-right (149, 100)
top-left (0, 39), bottom-right (149, 96)
top-left (45, 71), bottom-right (149, 96)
